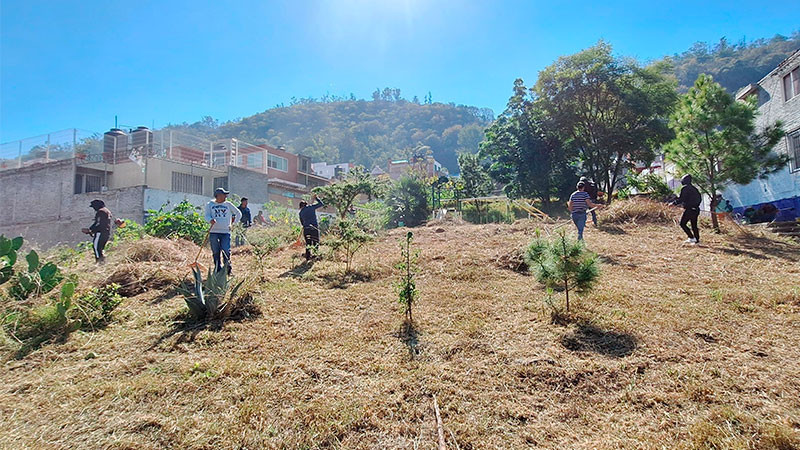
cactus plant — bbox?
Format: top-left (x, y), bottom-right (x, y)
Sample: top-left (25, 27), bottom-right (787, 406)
top-left (9, 249), bottom-right (63, 301)
top-left (0, 235), bottom-right (23, 285)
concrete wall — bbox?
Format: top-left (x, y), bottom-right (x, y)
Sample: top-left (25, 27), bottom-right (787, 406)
top-left (723, 53), bottom-right (800, 216)
top-left (0, 159), bottom-right (146, 249)
top-left (143, 158), bottom-right (227, 196)
top-left (227, 166), bottom-right (270, 205)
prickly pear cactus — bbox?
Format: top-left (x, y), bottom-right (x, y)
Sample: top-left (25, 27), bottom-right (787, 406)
top-left (0, 235), bottom-right (23, 285)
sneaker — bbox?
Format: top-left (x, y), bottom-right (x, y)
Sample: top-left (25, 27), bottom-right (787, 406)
top-left (684, 238), bottom-right (698, 244)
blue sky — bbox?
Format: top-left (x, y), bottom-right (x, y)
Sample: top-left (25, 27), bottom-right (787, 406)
top-left (1, 0), bottom-right (797, 141)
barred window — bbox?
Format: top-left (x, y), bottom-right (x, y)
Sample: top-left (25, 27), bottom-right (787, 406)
top-left (172, 172), bottom-right (203, 195)
top-left (213, 176), bottom-right (228, 191)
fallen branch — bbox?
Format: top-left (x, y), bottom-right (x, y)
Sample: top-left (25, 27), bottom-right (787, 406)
top-left (433, 395), bottom-right (446, 450)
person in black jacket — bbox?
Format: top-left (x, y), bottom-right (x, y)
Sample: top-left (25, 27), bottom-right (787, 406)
top-left (299, 195), bottom-right (325, 260)
top-left (673, 175), bottom-right (702, 244)
top-left (82, 199), bottom-right (112, 263)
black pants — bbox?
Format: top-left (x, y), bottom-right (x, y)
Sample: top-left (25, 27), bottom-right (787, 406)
top-left (92, 232), bottom-right (109, 262)
top-left (303, 226), bottom-right (320, 260)
top-left (680, 208), bottom-right (700, 241)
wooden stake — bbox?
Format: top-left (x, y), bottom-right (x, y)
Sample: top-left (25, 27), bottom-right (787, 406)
top-left (433, 395), bottom-right (446, 450)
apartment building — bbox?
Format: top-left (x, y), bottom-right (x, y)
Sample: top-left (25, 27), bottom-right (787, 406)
top-left (724, 50), bottom-right (800, 220)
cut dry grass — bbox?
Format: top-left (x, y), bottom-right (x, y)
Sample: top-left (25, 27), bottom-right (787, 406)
top-left (1, 221), bottom-right (799, 448)
top-left (601, 197), bottom-right (678, 225)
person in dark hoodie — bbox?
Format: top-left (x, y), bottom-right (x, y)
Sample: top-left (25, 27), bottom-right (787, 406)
top-left (298, 194), bottom-right (325, 261)
top-left (81, 199), bottom-right (112, 263)
top-left (673, 174), bottom-right (702, 244)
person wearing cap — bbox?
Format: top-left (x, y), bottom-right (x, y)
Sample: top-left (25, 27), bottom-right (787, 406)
top-left (235, 197), bottom-right (252, 246)
top-left (204, 187), bottom-right (242, 273)
top-left (672, 174), bottom-right (702, 244)
top-left (580, 176), bottom-right (600, 226)
top-left (298, 194), bottom-right (325, 260)
top-left (568, 181), bottom-right (600, 241)
top-left (81, 199), bottom-right (112, 263)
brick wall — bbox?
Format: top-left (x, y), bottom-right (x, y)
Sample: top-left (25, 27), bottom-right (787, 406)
top-left (0, 159), bottom-right (146, 249)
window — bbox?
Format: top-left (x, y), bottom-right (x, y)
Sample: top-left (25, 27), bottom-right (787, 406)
top-left (268, 154), bottom-right (288, 171)
top-left (213, 176), bottom-right (228, 191)
top-left (74, 173), bottom-right (101, 194)
top-left (241, 152), bottom-right (263, 169)
top-left (172, 172), bottom-right (203, 195)
top-left (789, 129), bottom-right (800, 172)
top-left (784, 67), bottom-right (800, 101)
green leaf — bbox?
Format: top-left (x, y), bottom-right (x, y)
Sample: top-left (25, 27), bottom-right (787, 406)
top-left (39, 262), bottom-right (60, 282)
top-left (26, 250), bottom-right (40, 272)
top-left (11, 236), bottom-right (23, 251)
top-left (0, 237), bottom-right (10, 255)
top-left (61, 281), bottom-right (76, 301)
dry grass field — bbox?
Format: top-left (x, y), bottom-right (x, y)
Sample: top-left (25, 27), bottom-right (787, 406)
top-left (1, 207), bottom-right (799, 449)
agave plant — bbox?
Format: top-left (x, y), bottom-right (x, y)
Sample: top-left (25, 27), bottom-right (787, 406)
top-left (184, 265), bottom-right (245, 322)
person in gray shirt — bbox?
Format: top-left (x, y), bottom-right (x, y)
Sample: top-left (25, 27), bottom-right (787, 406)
top-left (204, 187), bottom-right (242, 273)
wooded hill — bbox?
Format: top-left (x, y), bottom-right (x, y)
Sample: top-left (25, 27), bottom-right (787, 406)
top-left (167, 32), bottom-right (799, 172)
top-left (168, 94), bottom-right (493, 172)
top-left (667, 31), bottom-right (800, 93)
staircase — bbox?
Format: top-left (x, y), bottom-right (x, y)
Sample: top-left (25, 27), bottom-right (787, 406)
top-left (767, 221), bottom-right (800, 241)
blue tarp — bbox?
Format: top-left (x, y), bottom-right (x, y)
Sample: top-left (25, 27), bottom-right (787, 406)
top-left (732, 195), bottom-right (800, 223)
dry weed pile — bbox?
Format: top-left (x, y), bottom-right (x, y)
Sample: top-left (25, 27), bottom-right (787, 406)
top-left (103, 263), bottom-right (181, 297)
top-left (601, 197), bottom-right (677, 225)
top-left (118, 238), bottom-right (197, 263)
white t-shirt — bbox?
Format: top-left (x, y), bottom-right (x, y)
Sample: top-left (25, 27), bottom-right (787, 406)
top-left (204, 200), bottom-right (242, 234)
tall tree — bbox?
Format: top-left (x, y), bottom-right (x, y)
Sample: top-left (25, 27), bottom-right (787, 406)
top-left (457, 152), bottom-right (494, 217)
top-left (480, 79), bottom-right (576, 208)
top-left (534, 42), bottom-right (677, 201)
top-left (666, 74), bottom-right (787, 231)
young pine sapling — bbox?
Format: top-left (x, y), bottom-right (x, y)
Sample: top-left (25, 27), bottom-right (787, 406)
top-left (524, 229), bottom-right (600, 312)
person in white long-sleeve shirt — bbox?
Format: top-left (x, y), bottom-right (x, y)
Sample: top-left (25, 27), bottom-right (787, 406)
top-left (204, 187), bottom-right (242, 274)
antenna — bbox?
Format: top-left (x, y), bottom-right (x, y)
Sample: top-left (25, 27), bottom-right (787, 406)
top-left (115, 115), bottom-right (118, 129)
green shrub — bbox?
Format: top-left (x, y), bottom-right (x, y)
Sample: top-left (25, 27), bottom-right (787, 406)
top-left (624, 171), bottom-right (674, 201)
top-left (327, 218), bottom-right (373, 273)
top-left (525, 229), bottom-right (600, 312)
top-left (1, 281), bottom-right (80, 357)
top-left (113, 219), bottom-right (146, 242)
top-left (75, 283), bottom-right (123, 328)
top-left (144, 200), bottom-right (208, 244)
top-left (386, 175), bottom-right (431, 227)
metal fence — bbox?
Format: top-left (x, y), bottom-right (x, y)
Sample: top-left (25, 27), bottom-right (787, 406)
top-left (0, 129), bottom-right (102, 171)
top-left (2, 128), bottom-right (274, 174)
